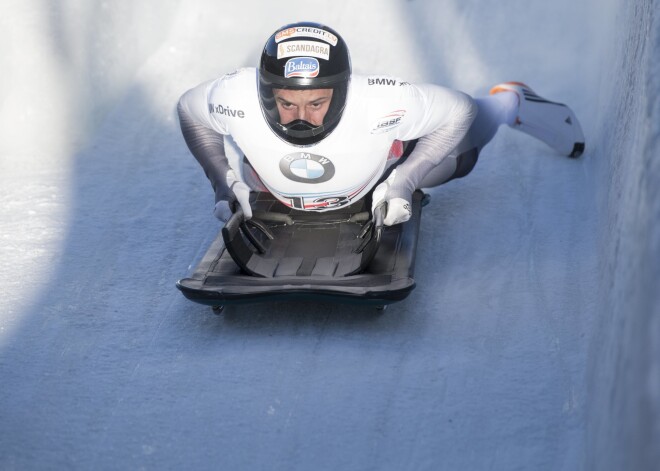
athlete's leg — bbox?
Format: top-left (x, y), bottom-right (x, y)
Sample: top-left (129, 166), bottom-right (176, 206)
top-left (490, 82), bottom-right (585, 157)
top-left (418, 82), bottom-right (585, 189)
top-left (470, 92), bottom-right (519, 146)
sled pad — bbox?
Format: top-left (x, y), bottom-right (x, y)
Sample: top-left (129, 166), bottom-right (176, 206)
top-left (176, 191), bottom-right (427, 307)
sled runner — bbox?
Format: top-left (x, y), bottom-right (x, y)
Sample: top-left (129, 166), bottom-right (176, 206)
top-left (176, 190), bottom-right (428, 311)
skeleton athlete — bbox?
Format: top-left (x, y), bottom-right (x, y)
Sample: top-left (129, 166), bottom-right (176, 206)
top-left (177, 21), bottom-right (585, 226)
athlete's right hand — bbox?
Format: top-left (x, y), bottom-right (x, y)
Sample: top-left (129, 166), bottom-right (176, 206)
top-left (213, 170), bottom-right (252, 222)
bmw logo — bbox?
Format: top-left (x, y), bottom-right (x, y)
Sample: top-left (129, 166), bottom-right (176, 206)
top-left (279, 152), bottom-right (335, 183)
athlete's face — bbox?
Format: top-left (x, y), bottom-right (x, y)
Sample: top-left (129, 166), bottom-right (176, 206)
top-left (273, 88), bottom-right (333, 126)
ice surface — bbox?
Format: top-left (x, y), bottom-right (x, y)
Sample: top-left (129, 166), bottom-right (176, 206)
top-left (0, 0), bottom-right (657, 470)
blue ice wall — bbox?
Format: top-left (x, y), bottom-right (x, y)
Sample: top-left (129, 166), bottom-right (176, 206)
top-left (586, 1), bottom-right (659, 469)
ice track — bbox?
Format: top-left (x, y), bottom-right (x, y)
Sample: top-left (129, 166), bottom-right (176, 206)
top-left (1, 1), bottom-right (657, 470)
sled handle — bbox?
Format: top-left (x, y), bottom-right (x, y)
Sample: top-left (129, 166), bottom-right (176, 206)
top-left (245, 218), bottom-right (274, 240)
top-left (251, 211), bottom-right (294, 225)
top-left (222, 208), bottom-right (272, 258)
top-left (237, 215), bottom-right (276, 255)
top-left (355, 202), bottom-right (385, 254)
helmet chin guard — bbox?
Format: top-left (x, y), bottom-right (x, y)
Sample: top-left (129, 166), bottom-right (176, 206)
top-left (278, 119), bottom-right (328, 139)
top-left (258, 22), bottom-right (351, 146)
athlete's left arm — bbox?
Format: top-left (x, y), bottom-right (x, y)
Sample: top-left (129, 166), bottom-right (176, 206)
top-left (390, 84), bottom-right (477, 200)
top-left (372, 84), bottom-right (476, 225)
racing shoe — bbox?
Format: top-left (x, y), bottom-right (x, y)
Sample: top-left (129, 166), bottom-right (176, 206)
top-left (490, 82), bottom-right (585, 158)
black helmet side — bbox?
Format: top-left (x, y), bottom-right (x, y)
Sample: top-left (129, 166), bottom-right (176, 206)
top-left (258, 22), bottom-right (351, 146)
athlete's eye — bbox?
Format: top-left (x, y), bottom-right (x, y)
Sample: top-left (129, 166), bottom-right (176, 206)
top-left (277, 99), bottom-right (295, 110)
top-left (309, 100), bottom-right (327, 110)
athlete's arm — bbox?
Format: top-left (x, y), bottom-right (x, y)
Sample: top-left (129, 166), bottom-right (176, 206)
top-left (177, 98), bottom-right (232, 204)
top-left (390, 86), bottom-right (477, 200)
top-left (177, 79), bottom-right (253, 220)
top-left (372, 84), bottom-right (477, 225)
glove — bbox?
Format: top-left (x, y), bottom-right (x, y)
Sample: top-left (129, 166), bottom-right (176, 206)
top-left (213, 170), bottom-right (252, 222)
top-left (371, 170), bottom-right (412, 226)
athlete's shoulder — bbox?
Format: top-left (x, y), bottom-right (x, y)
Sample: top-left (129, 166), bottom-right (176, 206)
top-left (210, 67), bottom-right (257, 92)
top-left (352, 74), bottom-right (447, 108)
top-left (348, 74), bottom-right (417, 112)
top-left (207, 68), bottom-right (258, 116)
top-left (359, 75), bottom-right (473, 113)
top-left (352, 73), bottom-right (412, 92)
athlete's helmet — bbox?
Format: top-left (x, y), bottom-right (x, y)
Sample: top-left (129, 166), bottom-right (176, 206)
top-left (258, 22), bottom-right (351, 146)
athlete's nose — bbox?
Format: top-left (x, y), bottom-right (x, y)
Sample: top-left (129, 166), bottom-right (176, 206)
top-left (296, 107), bottom-right (306, 122)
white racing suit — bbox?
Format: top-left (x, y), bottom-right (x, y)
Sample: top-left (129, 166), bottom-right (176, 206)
top-left (177, 68), bottom-right (506, 218)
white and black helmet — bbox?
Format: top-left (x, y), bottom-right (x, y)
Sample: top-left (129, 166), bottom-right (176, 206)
top-left (258, 22), bottom-right (351, 146)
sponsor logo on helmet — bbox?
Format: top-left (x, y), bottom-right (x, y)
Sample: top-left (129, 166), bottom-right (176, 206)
top-left (284, 57), bottom-right (320, 78)
top-left (275, 27), bottom-right (339, 46)
top-left (277, 41), bottom-right (330, 60)
top-left (279, 152), bottom-right (335, 183)
top-left (370, 110), bottom-right (406, 134)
